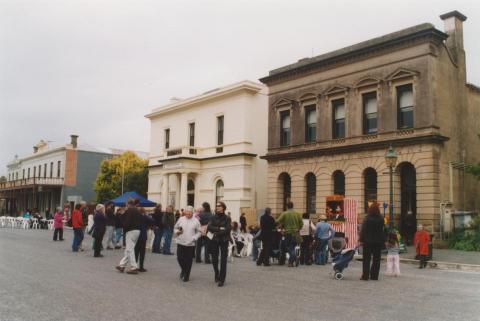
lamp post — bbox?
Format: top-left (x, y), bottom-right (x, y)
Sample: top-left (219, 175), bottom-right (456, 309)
top-left (385, 145), bottom-right (398, 231)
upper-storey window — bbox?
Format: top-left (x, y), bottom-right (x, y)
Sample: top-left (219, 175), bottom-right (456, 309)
top-left (50, 162), bottom-right (53, 178)
top-left (34, 166), bottom-right (36, 178)
top-left (44, 163), bottom-right (47, 178)
top-left (363, 92), bottom-right (378, 134)
top-left (28, 168), bottom-right (30, 179)
top-left (397, 84), bottom-right (414, 129)
top-left (280, 111), bottom-right (291, 146)
top-left (332, 99), bottom-right (345, 139)
top-left (305, 105), bottom-right (316, 143)
top-left (22, 169), bottom-right (25, 179)
top-left (189, 123), bottom-right (196, 155)
top-left (164, 129), bottom-right (170, 149)
top-left (57, 161), bottom-right (61, 178)
top-left (216, 116), bottom-right (224, 153)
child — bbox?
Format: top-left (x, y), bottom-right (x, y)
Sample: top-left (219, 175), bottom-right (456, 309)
top-left (414, 224), bottom-right (430, 269)
top-left (385, 232), bottom-right (400, 276)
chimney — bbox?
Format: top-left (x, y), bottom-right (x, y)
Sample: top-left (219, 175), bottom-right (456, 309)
top-left (33, 146), bottom-right (38, 153)
top-left (440, 10), bottom-right (467, 51)
top-left (70, 135), bottom-right (78, 148)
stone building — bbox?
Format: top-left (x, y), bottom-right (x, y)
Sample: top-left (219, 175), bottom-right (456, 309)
top-left (259, 11), bottom-right (480, 236)
top-left (146, 80), bottom-right (268, 222)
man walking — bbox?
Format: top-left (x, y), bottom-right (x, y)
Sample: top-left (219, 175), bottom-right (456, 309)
top-left (162, 205), bottom-right (175, 255)
top-left (257, 208), bottom-right (275, 266)
top-left (116, 199), bottom-right (143, 274)
top-left (174, 206), bottom-right (201, 282)
top-left (276, 202), bottom-right (303, 267)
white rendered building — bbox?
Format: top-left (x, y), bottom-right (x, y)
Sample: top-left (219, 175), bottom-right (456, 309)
top-left (146, 80), bottom-right (268, 222)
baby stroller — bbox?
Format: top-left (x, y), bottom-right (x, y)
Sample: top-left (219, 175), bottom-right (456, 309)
top-left (328, 232), bottom-right (356, 280)
top-left (270, 230), bottom-right (286, 264)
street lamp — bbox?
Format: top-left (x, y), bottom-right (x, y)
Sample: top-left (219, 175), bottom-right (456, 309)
top-left (385, 144), bottom-right (398, 231)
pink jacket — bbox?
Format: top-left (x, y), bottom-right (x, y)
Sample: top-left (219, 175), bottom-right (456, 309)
top-left (54, 212), bottom-right (63, 229)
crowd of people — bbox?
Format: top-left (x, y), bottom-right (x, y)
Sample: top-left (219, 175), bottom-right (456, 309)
top-left (47, 199), bottom-right (432, 286)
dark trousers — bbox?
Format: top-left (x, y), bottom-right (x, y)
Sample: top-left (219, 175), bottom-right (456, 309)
top-left (362, 242), bottom-right (382, 280)
top-left (195, 236), bottom-right (210, 263)
top-left (53, 228), bottom-right (63, 241)
top-left (177, 244), bottom-right (195, 280)
top-left (284, 234), bottom-right (297, 264)
top-left (300, 235), bottom-right (312, 264)
top-left (152, 228), bottom-right (163, 253)
top-left (210, 240), bottom-right (228, 282)
top-left (257, 237), bottom-right (272, 265)
top-left (419, 255), bottom-right (428, 268)
top-left (94, 229), bottom-right (105, 257)
top-left (134, 238), bottom-right (147, 269)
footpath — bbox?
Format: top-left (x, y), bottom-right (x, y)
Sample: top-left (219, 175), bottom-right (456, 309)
top-left (397, 246), bottom-right (480, 272)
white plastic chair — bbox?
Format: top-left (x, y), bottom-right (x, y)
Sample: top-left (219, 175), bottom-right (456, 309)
top-left (22, 218), bottom-right (30, 229)
top-left (31, 218), bottom-right (39, 229)
top-left (47, 220), bottom-right (54, 230)
top-left (228, 235), bottom-right (237, 262)
top-left (0, 216), bottom-right (5, 228)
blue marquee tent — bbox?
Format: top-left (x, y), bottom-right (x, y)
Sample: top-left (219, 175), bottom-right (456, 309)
top-left (109, 191), bottom-right (156, 207)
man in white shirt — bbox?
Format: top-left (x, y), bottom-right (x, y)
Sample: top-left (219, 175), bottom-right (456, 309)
top-left (174, 205), bottom-right (201, 282)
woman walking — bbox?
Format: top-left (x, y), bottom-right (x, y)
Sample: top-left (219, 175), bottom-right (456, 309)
top-left (359, 202), bottom-right (385, 281)
top-left (53, 207), bottom-right (64, 241)
top-left (174, 206), bottom-right (201, 282)
top-left (93, 204), bottom-right (107, 258)
top-left (207, 201), bottom-right (231, 287)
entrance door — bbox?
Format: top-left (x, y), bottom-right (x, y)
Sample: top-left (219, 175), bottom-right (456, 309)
top-left (400, 163), bottom-right (416, 238)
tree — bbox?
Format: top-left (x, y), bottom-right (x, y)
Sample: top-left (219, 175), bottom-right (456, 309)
top-left (94, 151), bottom-right (148, 202)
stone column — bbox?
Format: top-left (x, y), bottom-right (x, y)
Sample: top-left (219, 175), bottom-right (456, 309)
top-left (161, 173), bottom-right (169, 207)
top-left (179, 172), bottom-right (188, 210)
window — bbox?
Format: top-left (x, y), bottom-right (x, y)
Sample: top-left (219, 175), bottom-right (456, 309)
top-left (22, 169), bottom-right (25, 179)
top-left (216, 116), bottom-right (224, 153)
top-left (397, 84), bottom-right (413, 129)
top-left (306, 173), bottom-right (316, 214)
top-left (305, 105), bottom-right (317, 143)
top-left (215, 180), bottom-right (224, 204)
top-left (44, 163), bottom-right (47, 178)
top-left (279, 173), bottom-right (291, 211)
top-left (57, 161), bottom-right (61, 178)
top-left (50, 162), bottom-right (53, 178)
top-left (164, 129), bottom-right (170, 149)
top-left (189, 123), bottom-right (196, 154)
top-left (333, 170), bottom-right (345, 196)
top-left (332, 99), bottom-right (345, 139)
top-left (364, 168), bottom-right (378, 212)
top-left (280, 111), bottom-right (291, 146)
top-left (363, 92), bottom-right (377, 134)
top-left (28, 168), bottom-right (30, 179)
top-left (34, 166), bottom-right (36, 178)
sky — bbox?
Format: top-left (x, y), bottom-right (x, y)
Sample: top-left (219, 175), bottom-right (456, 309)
top-left (1, 0), bottom-right (479, 176)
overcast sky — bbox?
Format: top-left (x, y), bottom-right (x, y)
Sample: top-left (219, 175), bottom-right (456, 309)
top-left (1, 0), bottom-right (479, 176)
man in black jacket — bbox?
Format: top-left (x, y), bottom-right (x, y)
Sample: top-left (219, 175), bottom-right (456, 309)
top-left (257, 207), bottom-right (275, 266)
top-left (359, 202), bottom-right (386, 281)
top-left (116, 199), bottom-right (143, 274)
top-left (207, 201), bottom-right (231, 287)
top-left (152, 205), bottom-right (164, 253)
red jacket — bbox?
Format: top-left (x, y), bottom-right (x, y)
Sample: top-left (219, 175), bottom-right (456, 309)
top-left (414, 230), bottom-right (429, 255)
top-left (72, 209), bottom-right (83, 228)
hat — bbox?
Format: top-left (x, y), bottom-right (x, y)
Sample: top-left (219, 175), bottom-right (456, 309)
top-left (319, 214), bottom-right (327, 220)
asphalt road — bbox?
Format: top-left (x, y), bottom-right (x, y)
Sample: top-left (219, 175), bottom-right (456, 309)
top-left (1, 228), bottom-right (479, 321)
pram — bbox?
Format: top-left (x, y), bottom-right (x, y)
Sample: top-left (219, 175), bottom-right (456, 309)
top-left (328, 232), bottom-right (356, 280)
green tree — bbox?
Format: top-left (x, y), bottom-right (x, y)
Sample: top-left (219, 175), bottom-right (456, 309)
top-left (94, 151), bottom-right (148, 202)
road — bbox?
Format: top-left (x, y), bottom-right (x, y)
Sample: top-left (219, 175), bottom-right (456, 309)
top-left (0, 228), bottom-right (479, 321)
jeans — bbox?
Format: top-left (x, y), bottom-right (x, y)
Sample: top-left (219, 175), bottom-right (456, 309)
top-left (72, 228), bottom-right (84, 252)
top-left (104, 226), bottom-right (115, 249)
top-left (152, 228), bottom-right (163, 253)
top-left (115, 228), bottom-right (123, 246)
top-left (284, 234), bottom-right (297, 264)
top-left (315, 239), bottom-right (329, 265)
top-left (163, 228), bottom-right (173, 254)
top-left (252, 240), bottom-right (261, 261)
top-left (119, 230), bottom-right (140, 269)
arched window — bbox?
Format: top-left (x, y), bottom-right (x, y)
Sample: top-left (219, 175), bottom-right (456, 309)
top-left (363, 168), bottom-right (377, 212)
top-left (333, 170), bottom-right (345, 196)
top-left (279, 173), bottom-right (291, 211)
top-left (305, 173), bottom-right (316, 214)
top-left (215, 180), bottom-right (224, 204)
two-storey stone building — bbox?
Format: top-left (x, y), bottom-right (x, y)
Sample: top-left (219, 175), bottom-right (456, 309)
top-left (259, 11), bottom-right (480, 236)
